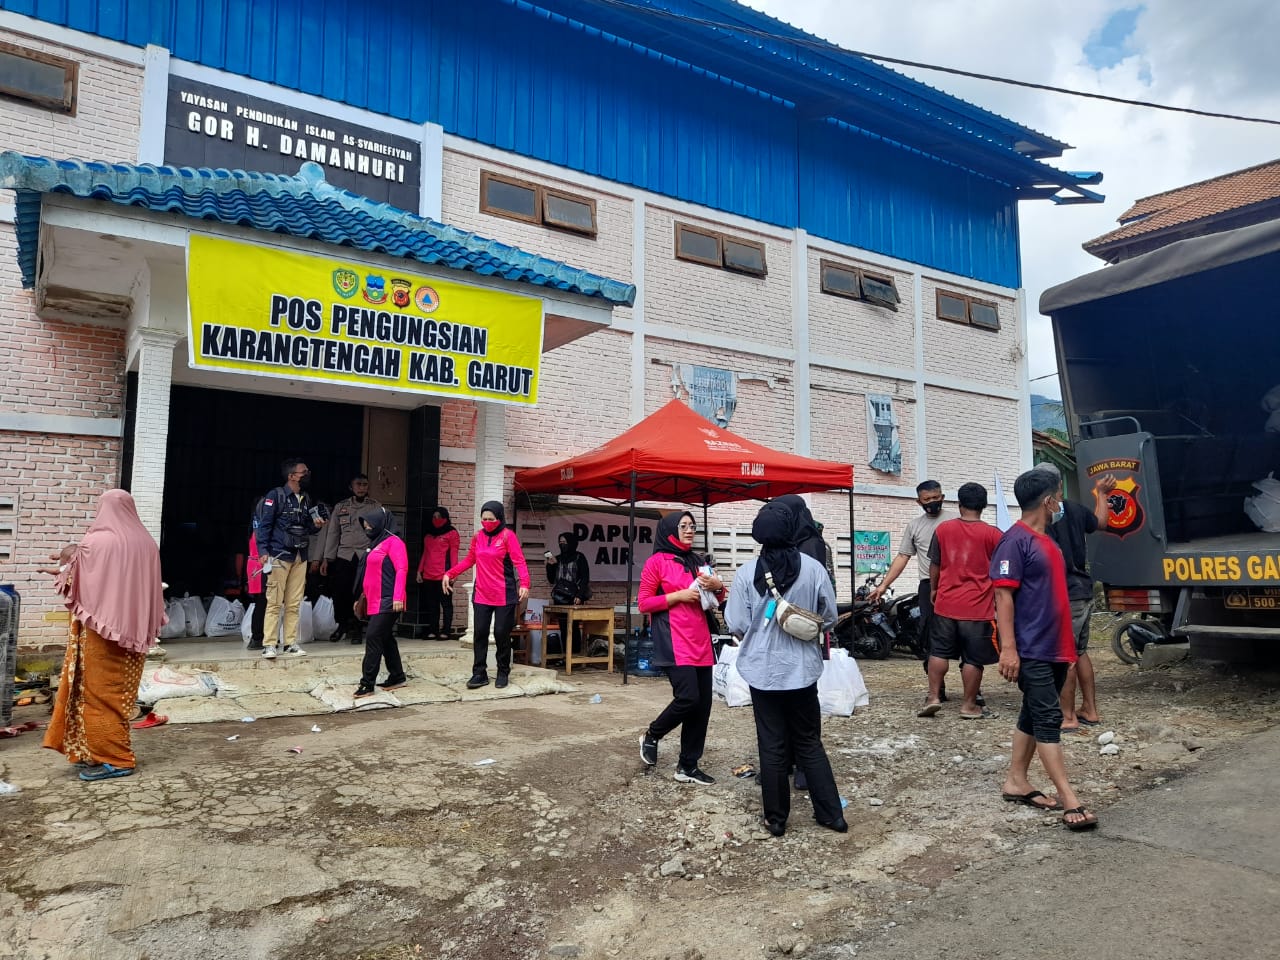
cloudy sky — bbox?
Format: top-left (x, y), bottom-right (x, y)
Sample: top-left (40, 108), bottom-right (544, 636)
top-left (744, 0), bottom-right (1280, 398)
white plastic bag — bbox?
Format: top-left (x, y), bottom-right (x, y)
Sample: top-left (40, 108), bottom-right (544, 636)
top-left (312, 596), bottom-right (338, 641)
top-left (181, 595), bottom-right (207, 637)
top-left (1245, 473), bottom-right (1280, 533)
top-left (205, 597), bottom-right (245, 637)
top-left (278, 599), bottom-right (314, 646)
top-left (158, 599), bottom-right (186, 639)
top-left (711, 643), bottom-right (752, 707)
top-left (1261, 383), bottom-right (1280, 412)
top-left (137, 665), bottom-right (217, 705)
top-left (818, 648), bottom-right (870, 716)
top-left (241, 603), bottom-right (256, 646)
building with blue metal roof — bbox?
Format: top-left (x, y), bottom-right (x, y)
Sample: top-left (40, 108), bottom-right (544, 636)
top-left (0, 0), bottom-right (1098, 649)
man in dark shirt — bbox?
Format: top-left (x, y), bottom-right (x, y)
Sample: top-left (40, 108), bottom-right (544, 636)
top-left (991, 469), bottom-right (1096, 830)
top-left (1034, 463), bottom-right (1116, 731)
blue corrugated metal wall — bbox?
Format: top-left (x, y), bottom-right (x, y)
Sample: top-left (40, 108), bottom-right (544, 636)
top-left (0, 0), bottom-right (1021, 286)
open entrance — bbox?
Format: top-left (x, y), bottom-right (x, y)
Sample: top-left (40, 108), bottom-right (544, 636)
top-left (158, 385), bottom-right (365, 597)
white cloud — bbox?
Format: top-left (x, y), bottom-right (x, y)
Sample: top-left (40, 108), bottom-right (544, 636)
top-left (744, 0), bottom-right (1280, 398)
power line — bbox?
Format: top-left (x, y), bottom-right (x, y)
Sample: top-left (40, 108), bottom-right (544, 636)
top-left (593, 0), bottom-right (1280, 127)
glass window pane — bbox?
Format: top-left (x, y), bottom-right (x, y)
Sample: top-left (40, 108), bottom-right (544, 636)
top-left (723, 238), bottom-right (765, 275)
top-left (544, 192), bottom-right (595, 232)
top-left (938, 292), bottom-right (968, 322)
top-left (969, 301), bottom-right (1000, 330)
top-left (484, 177), bottom-right (537, 219)
top-left (862, 274), bottom-right (899, 307)
top-left (677, 226), bottom-right (720, 264)
top-left (821, 264), bottom-right (860, 297)
top-left (0, 48), bottom-right (70, 104)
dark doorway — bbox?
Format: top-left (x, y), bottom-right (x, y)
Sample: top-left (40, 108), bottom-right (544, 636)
top-left (159, 386), bottom-right (364, 597)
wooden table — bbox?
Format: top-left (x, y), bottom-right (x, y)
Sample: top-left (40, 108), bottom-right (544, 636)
top-left (542, 605), bottom-right (615, 674)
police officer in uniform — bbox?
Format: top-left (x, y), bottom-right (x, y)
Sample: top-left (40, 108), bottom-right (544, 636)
top-left (255, 458), bottom-right (327, 658)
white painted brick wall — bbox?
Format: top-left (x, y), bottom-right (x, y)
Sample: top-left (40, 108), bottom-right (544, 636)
top-left (809, 367), bottom-right (917, 486)
top-left (920, 277), bottom-right (1021, 388)
top-left (806, 249), bottom-right (915, 368)
top-left (924, 385), bottom-right (1023, 493)
top-left (644, 205), bottom-right (792, 347)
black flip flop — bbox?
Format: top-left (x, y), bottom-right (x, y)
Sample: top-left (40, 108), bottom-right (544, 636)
top-left (1001, 790), bottom-right (1063, 811)
top-left (1063, 806), bottom-right (1099, 831)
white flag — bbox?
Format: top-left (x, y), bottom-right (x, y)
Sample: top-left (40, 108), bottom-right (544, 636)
top-left (993, 472), bottom-right (1013, 531)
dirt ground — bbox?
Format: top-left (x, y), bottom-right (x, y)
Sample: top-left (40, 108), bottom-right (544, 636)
top-left (2, 644), bottom-right (1279, 960)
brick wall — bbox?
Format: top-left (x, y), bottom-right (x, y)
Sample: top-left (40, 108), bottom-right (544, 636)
top-left (924, 386), bottom-right (1023, 493)
top-left (0, 434), bottom-right (122, 646)
top-left (644, 205), bottom-right (792, 347)
top-left (920, 277), bottom-right (1020, 389)
top-left (807, 249), bottom-right (915, 368)
top-left (809, 367), bottom-right (916, 487)
top-left (0, 29), bottom-right (143, 161)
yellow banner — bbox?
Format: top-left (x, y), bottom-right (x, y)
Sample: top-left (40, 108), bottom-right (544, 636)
top-left (186, 235), bottom-right (543, 404)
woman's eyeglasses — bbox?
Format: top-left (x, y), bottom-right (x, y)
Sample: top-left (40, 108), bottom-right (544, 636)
top-left (677, 522), bottom-right (697, 531)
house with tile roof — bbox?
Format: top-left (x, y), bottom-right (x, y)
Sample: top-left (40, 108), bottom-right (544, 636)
top-left (1085, 158), bottom-right (1280, 264)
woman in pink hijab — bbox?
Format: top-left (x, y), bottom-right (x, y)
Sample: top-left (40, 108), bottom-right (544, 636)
top-left (41, 490), bottom-right (166, 781)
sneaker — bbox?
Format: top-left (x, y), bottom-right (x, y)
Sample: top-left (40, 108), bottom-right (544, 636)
top-left (284, 645), bottom-right (307, 656)
top-left (247, 639), bottom-right (264, 651)
top-left (639, 732), bottom-right (659, 766)
top-left (674, 766), bottom-right (715, 786)
top-left (262, 646), bottom-right (278, 660)
top-left (495, 672), bottom-right (510, 689)
top-left (465, 673), bottom-right (489, 690)
top-left (378, 676), bottom-right (408, 691)
top-left (353, 684), bottom-right (376, 699)
top-left (426, 632), bottom-right (438, 640)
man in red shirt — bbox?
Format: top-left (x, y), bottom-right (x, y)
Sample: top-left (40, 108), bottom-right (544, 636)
top-left (918, 482), bottom-right (1003, 719)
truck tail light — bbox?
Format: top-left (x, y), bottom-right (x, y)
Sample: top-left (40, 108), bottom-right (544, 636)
top-left (1105, 588), bottom-right (1164, 613)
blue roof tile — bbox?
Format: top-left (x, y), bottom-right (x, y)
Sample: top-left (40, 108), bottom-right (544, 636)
top-left (0, 153), bottom-right (636, 306)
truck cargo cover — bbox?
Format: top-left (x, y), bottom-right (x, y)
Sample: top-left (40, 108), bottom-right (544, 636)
top-left (1040, 216), bottom-right (1280, 315)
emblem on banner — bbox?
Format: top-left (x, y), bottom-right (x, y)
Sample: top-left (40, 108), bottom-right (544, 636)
top-left (332, 268), bottom-right (358, 299)
top-left (414, 285), bottom-right (440, 313)
top-left (362, 274), bottom-right (388, 304)
top-left (390, 278), bottom-right (412, 308)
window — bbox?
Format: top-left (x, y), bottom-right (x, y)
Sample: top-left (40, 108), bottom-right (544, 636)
top-left (674, 222), bottom-right (768, 277)
top-left (0, 41), bottom-right (78, 115)
top-left (819, 259), bottom-right (900, 310)
top-left (480, 170), bottom-right (597, 236)
top-left (936, 289), bottom-right (1001, 331)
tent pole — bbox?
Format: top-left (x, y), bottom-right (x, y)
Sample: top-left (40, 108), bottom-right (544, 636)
top-left (702, 494), bottom-right (709, 558)
top-left (625, 470), bottom-right (636, 685)
top-left (848, 486), bottom-right (856, 603)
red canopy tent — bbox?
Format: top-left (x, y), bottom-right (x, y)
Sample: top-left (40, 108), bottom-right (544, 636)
top-left (514, 400), bottom-right (856, 678)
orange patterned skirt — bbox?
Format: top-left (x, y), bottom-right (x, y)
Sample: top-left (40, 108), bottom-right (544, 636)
top-left (42, 620), bottom-right (146, 768)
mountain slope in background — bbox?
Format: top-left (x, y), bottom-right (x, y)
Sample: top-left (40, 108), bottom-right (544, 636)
top-left (1031, 394), bottom-right (1067, 434)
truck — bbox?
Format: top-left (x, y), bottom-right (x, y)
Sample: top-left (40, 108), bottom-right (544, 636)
top-left (1041, 218), bottom-right (1280, 661)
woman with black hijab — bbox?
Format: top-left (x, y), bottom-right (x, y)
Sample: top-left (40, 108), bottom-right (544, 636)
top-left (353, 505), bottom-right (409, 699)
top-left (443, 500), bottom-right (530, 689)
top-left (417, 506), bottom-right (460, 638)
top-left (725, 500), bottom-right (843, 837)
top-left (637, 511), bottom-right (725, 784)
top-left (546, 530), bottom-right (591, 654)
top-left (776, 494), bottom-right (827, 567)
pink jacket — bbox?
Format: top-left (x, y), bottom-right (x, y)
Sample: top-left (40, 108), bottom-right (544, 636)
top-left (446, 527), bottom-right (530, 607)
top-left (362, 535), bottom-right (409, 617)
top-left (418, 529), bottom-right (460, 581)
top-left (638, 552), bottom-right (720, 667)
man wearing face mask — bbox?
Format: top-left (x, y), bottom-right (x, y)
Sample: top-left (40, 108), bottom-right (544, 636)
top-left (322, 472), bottom-right (380, 644)
top-left (991, 468), bottom-right (1096, 830)
top-left (255, 458), bottom-right (326, 659)
top-left (869, 480), bottom-right (948, 665)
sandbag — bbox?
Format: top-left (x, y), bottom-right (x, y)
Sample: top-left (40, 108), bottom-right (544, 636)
top-left (181, 595), bottom-right (207, 637)
top-left (711, 643), bottom-right (752, 707)
top-left (158, 599), bottom-right (186, 640)
top-left (312, 596), bottom-right (338, 641)
top-left (137, 665), bottom-right (217, 705)
top-left (1245, 473), bottom-right (1280, 533)
top-left (205, 597), bottom-right (245, 637)
top-left (818, 648), bottom-right (870, 716)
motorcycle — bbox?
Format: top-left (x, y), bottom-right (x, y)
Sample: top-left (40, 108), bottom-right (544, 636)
top-left (833, 573), bottom-right (929, 661)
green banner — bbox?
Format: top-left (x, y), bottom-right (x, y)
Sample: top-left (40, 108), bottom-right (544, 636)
top-left (854, 531), bottom-right (892, 573)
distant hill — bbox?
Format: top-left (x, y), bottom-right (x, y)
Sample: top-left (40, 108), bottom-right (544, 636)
top-left (1031, 394), bottom-right (1067, 435)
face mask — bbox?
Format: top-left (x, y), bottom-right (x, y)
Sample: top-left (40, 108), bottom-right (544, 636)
top-left (352, 493), bottom-right (366, 503)
top-left (432, 517), bottom-right (446, 529)
top-left (296, 473), bottom-right (311, 491)
top-left (1051, 501), bottom-right (1065, 523)
top-left (360, 524), bottom-right (374, 540)
top-left (481, 519), bottom-right (501, 533)
top-left (558, 542), bottom-right (568, 552)
top-left (922, 501), bottom-right (942, 516)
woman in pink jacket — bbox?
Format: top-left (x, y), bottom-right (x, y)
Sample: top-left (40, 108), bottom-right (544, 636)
top-left (443, 500), bottom-right (530, 690)
top-left (353, 506), bottom-right (409, 699)
top-left (637, 511), bottom-right (725, 784)
top-left (416, 506), bottom-right (460, 639)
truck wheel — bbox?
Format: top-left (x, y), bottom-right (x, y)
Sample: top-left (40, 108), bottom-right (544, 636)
top-left (1108, 614), bottom-right (1163, 665)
